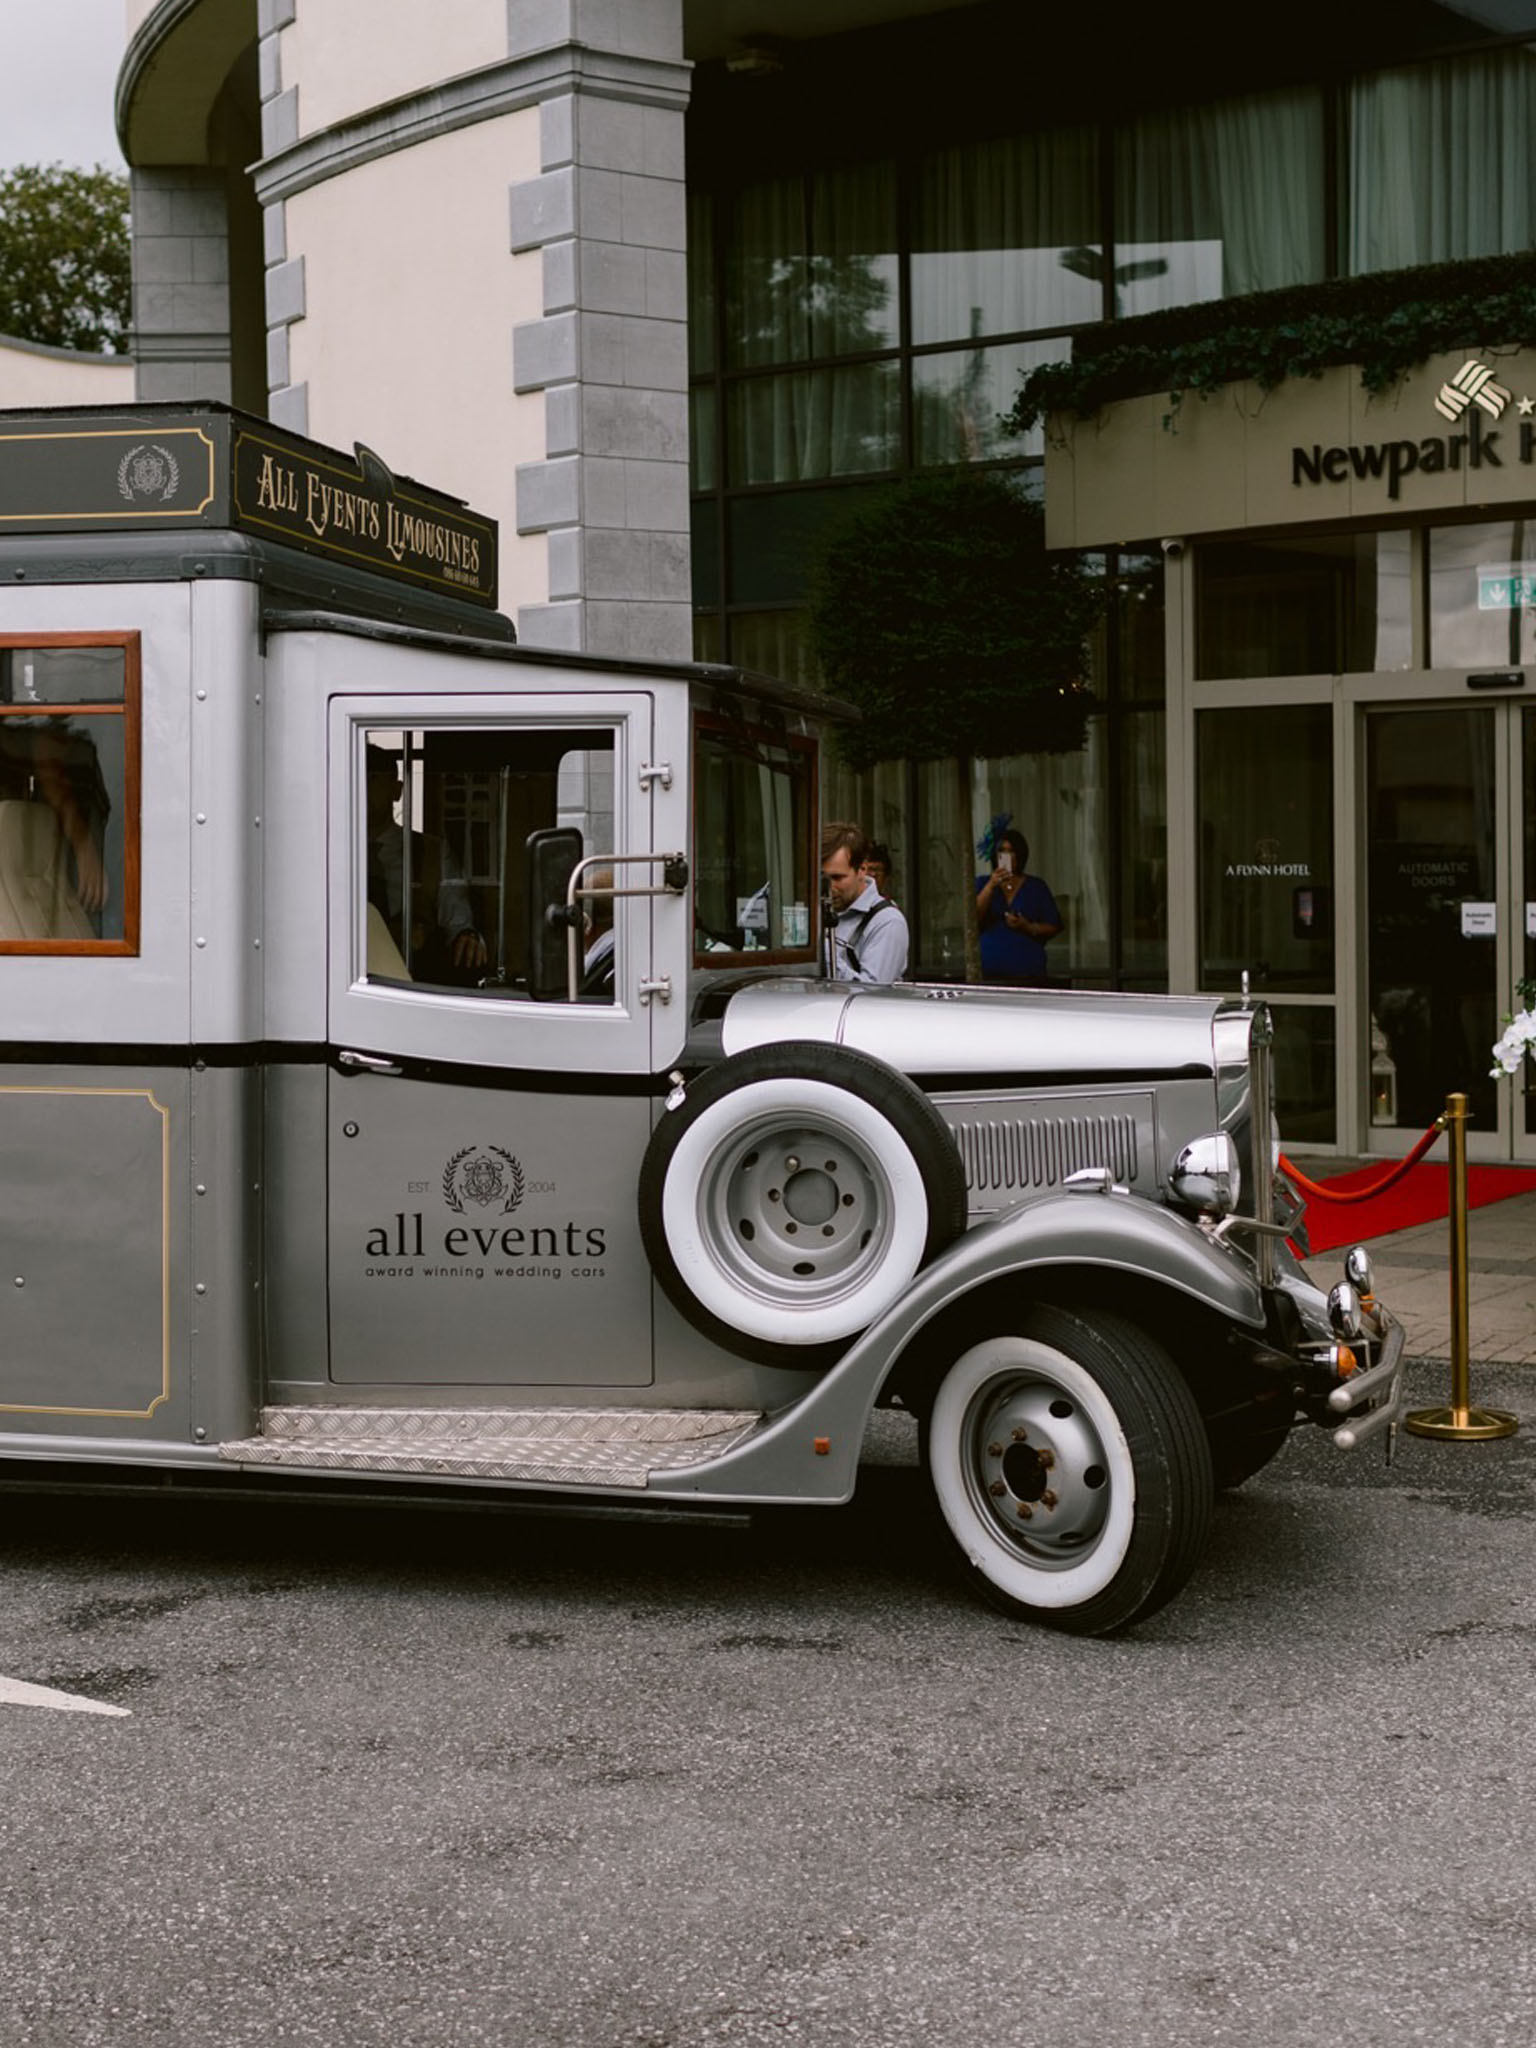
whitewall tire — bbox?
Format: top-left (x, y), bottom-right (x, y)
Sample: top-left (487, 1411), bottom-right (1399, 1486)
top-left (638, 1042), bottom-right (967, 1365)
top-left (924, 1306), bottom-right (1212, 1635)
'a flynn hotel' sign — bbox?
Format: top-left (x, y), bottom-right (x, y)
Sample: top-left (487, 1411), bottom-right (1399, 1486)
top-left (0, 403), bottom-right (498, 605)
top-left (1043, 346), bottom-right (1536, 550)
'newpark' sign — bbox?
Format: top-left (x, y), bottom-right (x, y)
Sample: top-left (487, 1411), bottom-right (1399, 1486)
top-left (1043, 347), bottom-right (1536, 552)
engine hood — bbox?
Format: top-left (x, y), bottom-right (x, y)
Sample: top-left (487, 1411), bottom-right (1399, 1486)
top-left (715, 979), bottom-right (1226, 1083)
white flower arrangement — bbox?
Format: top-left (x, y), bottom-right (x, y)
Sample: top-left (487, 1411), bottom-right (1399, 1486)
top-left (1491, 978), bottom-right (1536, 1081)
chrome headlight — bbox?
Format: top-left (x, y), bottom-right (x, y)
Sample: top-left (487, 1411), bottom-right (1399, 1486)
top-left (1170, 1133), bottom-right (1242, 1217)
top-left (1343, 1246), bottom-right (1375, 1302)
top-left (1327, 1281), bottom-right (1363, 1340)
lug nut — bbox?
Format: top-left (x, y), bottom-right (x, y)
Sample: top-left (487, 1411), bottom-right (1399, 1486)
top-left (1037, 1449), bottom-right (1055, 1469)
top-left (988, 1480), bottom-right (1006, 1497)
top-left (987, 1442), bottom-right (1004, 1457)
top-left (1041, 1489), bottom-right (1058, 1510)
top-left (1015, 1502), bottom-right (1034, 1520)
top-left (1011, 1427), bottom-right (1029, 1443)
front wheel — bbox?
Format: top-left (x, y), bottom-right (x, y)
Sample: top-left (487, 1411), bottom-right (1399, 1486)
top-left (924, 1305), bottom-right (1213, 1636)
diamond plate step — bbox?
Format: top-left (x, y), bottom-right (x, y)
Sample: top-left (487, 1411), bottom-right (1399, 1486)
top-left (216, 1406), bottom-right (763, 1490)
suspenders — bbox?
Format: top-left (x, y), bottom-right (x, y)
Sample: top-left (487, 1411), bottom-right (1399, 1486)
top-left (841, 896), bottom-right (894, 977)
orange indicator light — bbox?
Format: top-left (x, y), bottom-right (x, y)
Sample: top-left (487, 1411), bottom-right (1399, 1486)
top-left (813, 1436), bottom-right (830, 1456)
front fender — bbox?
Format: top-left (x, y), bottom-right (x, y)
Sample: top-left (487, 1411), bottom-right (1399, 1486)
top-left (647, 1187), bottom-right (1264, 1506)
top-left (880, 1183), bottom-right (1267, 1337)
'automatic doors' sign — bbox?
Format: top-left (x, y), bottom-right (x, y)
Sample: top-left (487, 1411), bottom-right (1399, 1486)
top-left (232, 427), bottom-right (496, 603)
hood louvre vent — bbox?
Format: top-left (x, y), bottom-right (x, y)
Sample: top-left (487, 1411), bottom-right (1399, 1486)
top-left (947, 1109), bottom-right (1141, 1207)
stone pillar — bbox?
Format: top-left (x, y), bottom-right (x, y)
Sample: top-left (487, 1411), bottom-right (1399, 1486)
top-left (257, 0), bottom-right (307, 432)
top-left (508, 0), bottom-right (692, 660)
top-left (130, 168), bottom-right (233, 402)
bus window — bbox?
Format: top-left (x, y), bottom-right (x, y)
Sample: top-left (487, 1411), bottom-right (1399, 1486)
top-left (0, 636), bottom-right (139, 954)
top-left (362, 725), bottom-right (617, 1000)
top-left (692, 715), bottom-right (815, 963)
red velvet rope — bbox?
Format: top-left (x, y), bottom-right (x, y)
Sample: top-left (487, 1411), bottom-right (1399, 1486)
top-left (1278, 1117), bottom-right (1445, 1204)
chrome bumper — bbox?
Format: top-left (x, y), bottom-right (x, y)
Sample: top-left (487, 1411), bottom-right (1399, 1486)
top-left (1321, 1309), bottom-right (1406, 1452)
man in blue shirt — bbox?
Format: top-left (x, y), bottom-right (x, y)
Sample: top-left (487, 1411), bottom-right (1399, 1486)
top-left (821, 821), bottom-right (909, 982)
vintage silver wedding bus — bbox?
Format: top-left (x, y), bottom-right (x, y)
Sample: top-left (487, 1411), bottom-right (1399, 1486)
top-left (0, 403), bottom-right (1404, 1634)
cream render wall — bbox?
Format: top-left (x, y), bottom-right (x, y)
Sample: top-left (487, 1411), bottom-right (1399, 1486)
top-left (0, 338), bottom-right (136, 407)
top-left (278, 0), bottom-right (507, 139)
top-left (282, 109), bottom-right (549, 615)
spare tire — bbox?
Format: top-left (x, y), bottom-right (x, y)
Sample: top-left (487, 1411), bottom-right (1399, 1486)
top-left (639, 1041), bottom-right (968, 1365)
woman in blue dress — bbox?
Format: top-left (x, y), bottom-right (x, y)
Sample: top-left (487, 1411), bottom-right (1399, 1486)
top-left (974, 826), bottom-right (1063, 985)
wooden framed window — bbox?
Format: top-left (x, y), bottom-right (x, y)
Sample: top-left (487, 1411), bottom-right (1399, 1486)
top-left (692, 712), bottom-right (818, 966)
top-left (0, 634), bottom-right (140, 954)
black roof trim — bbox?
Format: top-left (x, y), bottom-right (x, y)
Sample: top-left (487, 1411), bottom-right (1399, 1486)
top-left (0, 530), bottom-right (516, 639)
top-left (267, 609), bottom-right (858, 715)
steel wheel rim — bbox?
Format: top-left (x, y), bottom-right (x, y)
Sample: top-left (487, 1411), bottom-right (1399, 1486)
top-left (961, 1373), bottom-right (1114, 1570)
top-left (698, 1112), bottom-right (891, 1310)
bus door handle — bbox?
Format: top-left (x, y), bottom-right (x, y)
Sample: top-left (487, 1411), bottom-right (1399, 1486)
top-left (338, 1049), bottom-right (403, 1077)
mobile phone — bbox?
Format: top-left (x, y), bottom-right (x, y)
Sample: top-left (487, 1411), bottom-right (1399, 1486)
top-left (997, 849), bottom-right (1014, 874)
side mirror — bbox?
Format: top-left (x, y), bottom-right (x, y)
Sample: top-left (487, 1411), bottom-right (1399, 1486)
top-left (525, 826), bottom-right (582, 1000)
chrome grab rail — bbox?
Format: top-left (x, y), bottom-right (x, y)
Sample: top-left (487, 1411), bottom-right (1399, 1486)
top-left (564, 850), bottom-right (688, 1002)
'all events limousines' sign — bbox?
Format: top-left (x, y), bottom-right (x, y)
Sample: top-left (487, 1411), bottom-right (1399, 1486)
top-left (231, 424), bottom-right (496, 605)
top-left (0, 406), bottom-right (498, 607)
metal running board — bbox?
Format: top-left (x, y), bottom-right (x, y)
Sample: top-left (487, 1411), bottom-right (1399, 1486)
top-left (216, 1406), bottom-right (763, 1490)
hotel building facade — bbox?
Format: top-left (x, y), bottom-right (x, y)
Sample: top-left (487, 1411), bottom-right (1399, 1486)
top-left (112, 0), bottom-right (1536, 1156)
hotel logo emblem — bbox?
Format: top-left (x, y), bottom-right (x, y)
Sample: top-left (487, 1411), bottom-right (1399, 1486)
top-left (1434, 358), bottom-right (1511, 424)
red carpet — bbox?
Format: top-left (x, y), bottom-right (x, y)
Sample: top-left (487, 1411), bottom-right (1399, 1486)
top-left (1289, 1160), bottom-right (1536, 1256)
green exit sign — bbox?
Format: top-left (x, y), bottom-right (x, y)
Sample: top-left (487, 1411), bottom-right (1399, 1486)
top-left (1478, 566), bottom-right (1536, 609)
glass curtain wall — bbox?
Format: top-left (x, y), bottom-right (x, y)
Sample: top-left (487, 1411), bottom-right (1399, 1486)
top-left (820, 549), bottom-right (1165, 984)
top-left (691, 128), bottom-right (1101, 684)
top-left (1349, 43), bottom-right (1536, 275)
top-left (689, 30), bottom-right (1536, 991)
top-left (1115, 87), bottom-right (1327, 309)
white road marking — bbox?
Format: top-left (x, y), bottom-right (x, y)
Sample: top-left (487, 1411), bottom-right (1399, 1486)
top-left (0, 1675), bottom-right (131, 1717)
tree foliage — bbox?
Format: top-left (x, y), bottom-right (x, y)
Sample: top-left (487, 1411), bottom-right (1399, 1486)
top-left (807, 467), bottom-right (1103, 773)
top-left (0, 164), bottom-right (131, 355)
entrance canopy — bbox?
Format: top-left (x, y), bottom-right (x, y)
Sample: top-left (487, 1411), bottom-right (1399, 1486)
top-left (1045, 346), bottom-right (1536, 550)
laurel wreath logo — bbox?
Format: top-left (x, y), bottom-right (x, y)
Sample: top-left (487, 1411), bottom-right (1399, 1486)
top-left (116, 443), bottom-right (181, 504)
top-left (442, 1145), bottom-right (525, 1215)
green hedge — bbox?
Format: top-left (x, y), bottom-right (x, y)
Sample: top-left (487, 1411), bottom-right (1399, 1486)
top-left (1005, 252), bottom-right (1536, 431)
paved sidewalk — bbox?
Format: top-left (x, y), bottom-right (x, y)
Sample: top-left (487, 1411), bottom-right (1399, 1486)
top-left (1293, 1161), bottom-right (1536, 1368)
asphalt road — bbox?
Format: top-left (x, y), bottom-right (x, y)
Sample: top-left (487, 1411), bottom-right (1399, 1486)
top-left (3, 1356), bottom-right (1535, 2048)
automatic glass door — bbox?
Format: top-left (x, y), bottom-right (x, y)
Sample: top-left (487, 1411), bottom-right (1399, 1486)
top-left (1365, 702), bottom-right (1533, 1160)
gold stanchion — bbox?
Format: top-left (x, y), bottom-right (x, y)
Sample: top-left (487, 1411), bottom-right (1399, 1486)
top-left (1405, 1091), bottom-right (1518, 1441)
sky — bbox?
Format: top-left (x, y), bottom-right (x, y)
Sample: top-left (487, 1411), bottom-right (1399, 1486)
top-left (0, 0), bottom-right (128, 174)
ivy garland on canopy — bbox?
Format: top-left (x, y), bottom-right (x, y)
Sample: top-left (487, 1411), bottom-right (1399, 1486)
top-left (1004, 251), bottom-right (1536, 436)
